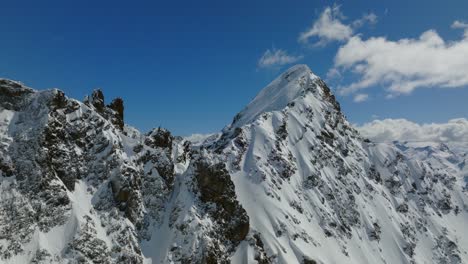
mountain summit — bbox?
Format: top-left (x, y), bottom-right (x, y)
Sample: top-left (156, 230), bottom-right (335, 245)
top-left (230, 64), bottom-right (318, 128)
top-left (0, 66), bottom-right (467, 264)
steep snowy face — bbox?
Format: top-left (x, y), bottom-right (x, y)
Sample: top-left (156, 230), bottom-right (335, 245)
top-left (230, 64), bottom-right (319, 128)
top-left (211, 65), bottom-right (369, 263)
top-left (205, 65), bottom-right (468, 264)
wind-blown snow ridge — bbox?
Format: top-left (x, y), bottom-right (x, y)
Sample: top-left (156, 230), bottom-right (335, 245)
top-left (230, 64), bottom-right (318, 128)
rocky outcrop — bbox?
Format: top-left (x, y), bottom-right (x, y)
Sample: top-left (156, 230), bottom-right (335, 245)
top-left (0, 79), bottom-right (34, 110)
top-left (0, 84), bottom-right (146, 263)
top-left (195, 161), bottom-right (250, 243)
top-left (85, 89), bottom-right (126, 130)
top-left (90, 89), bottom-right (105, 112)
top-left (142, 127), bottom-right (175, 187)
top-left (1, 64), bottom-right (468, 264)
top-left (108, 97), bottom-right (124, 130)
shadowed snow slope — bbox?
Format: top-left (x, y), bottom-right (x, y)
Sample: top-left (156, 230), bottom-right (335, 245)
top-left (1, 65), bottom-right (468, 264)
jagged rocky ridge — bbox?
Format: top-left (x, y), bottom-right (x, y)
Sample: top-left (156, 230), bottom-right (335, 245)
top-left (0, 65), bottom-right (467, 264)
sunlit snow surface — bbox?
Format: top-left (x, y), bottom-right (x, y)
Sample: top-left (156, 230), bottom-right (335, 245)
top-left (1, 66), bottom-right (467, 264)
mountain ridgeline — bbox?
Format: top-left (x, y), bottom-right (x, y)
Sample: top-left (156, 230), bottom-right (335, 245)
top-left (0, 65), bottom-right (467, 264)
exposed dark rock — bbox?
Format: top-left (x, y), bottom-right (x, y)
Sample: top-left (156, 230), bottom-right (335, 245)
top-left (139, 149), bottom-right (174, 188)
top-left (41, 112), bottom-right (82, 192)
top-left (437, 196), bottom-right (453, 211)
top-left (303, 258), bottom-right (318, 264)
top-left (108, 97), bottom-right (124, 130)
top-left (67, 216), bottom-right (112, 263)
top-left (252, 233), bottom-right (272, 264)
top-left (133, 144), bottom-right (143, 153)
top-left (276, 119), bottom-right (288, 141)
top-left (90, 89), bottom-right (105, 112)
top-left (109, 165), bottom-right (143, 223)
top-left (49, 90), bottom-right (67, 110)
top-left (317, 79), bottom-right (340, 112)
top-left (0, 157), bottom-right (15, 177)
top-left (176, 140), bottom-right (192, 163)
top-left (304, 174), bottom-right (321, 189)
top-left (146, 127), bottom-right (173, 150)
top-left (369, 222), bottom-right (381, 241)
top-left (0, 79), bottom-right (34, 110)
top-left (397, 203), bottom-right (409, 213)
top-left (195, 161), bottom-right (250, 243)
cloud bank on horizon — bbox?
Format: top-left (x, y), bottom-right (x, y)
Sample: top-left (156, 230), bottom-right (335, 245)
top-left (356, 118), bottom-right (468, 144)
top-left (257, 5), bottom-right (468, 102)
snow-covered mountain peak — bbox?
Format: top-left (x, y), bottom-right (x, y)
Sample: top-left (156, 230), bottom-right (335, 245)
top-left (2, 71), bottom-right (468, 264)
top-left (229, 64), bottom-right (319, 128)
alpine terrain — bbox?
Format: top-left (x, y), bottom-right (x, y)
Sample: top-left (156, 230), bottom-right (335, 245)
top-left (0, 65), bottom-right (467, 264)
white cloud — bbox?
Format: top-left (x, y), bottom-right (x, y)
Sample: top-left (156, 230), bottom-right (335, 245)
top-left (452, 20), bottom-right (468, 37)
top-left (352, 13), bottom-right (378, 28)
top-left (299, 5), bottom-right (377, 46)
top-left (356, 118), bottom-right (468, 144)
top-left (451, 20), bottom-right (468, 29)
top-left (326, 67), bottom-right (341, 79)
top-left (333, 26), bottom-right (468, 97)
top-left (299, 6), bottom-right (353, 46)
top-left (257, 48), bottom-right (303, 69)
top-left (353, 93), bottom-right (369, 102)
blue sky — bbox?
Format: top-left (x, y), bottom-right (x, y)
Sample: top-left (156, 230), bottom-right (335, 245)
top-left (1, 0), bottom-right (467, 136)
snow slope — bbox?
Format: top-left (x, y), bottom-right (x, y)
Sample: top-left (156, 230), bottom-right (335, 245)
top-left (207, 65), bottom-right (468, 264)
top-left (229, 64), bottom-right (318, 128)
top-left (0, 65), bottom-right (467, 264)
